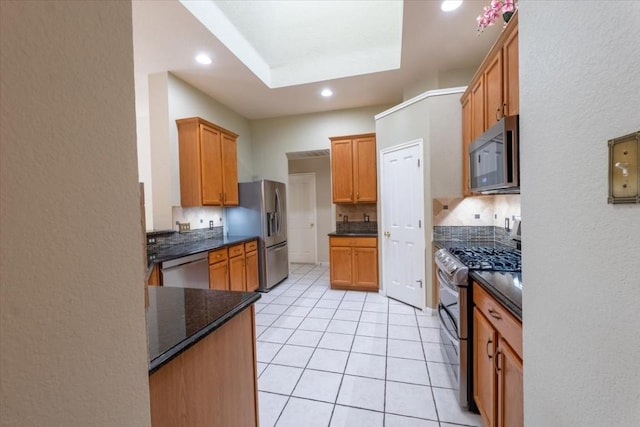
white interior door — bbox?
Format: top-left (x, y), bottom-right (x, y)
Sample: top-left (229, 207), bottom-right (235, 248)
top-left (288, 173), bottom-right (317, 263)
top-left (380, 140), bottom-right (425, 309)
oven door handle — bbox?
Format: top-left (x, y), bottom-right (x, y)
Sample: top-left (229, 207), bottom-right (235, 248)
top-left (438, 305), bottom-right (461, 342)
top-left (437, 269), bottom-right (460, 293)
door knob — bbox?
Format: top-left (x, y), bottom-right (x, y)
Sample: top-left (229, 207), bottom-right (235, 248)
top-left (310, 223), bottom-right (314, 227)
top-left (384, 231), bottom-right (391, 237)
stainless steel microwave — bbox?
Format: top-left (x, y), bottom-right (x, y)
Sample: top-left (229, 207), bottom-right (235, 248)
top-left (469, 115), bottom-right (519, 193)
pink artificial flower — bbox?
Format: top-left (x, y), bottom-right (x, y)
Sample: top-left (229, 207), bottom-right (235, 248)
top-left (502, 0), bottom-right (516, 13)
top-left (477, 0), bottom-right (518, 33)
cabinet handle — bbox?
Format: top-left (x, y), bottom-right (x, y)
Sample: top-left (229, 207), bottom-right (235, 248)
top-left (494, 348), bottom-right (502, 373)
top-left (486, 338), bottom-right (494, 359)
top-left (488, 307), bottom-right (502, 320)
top-left (502, 103), bottom-right (507, 117)
top-left (496, 107), bottom-right (501, 121)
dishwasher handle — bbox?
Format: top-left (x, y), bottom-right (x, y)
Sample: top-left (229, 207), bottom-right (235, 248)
top-left (161, 252), bottom-right (208, 270)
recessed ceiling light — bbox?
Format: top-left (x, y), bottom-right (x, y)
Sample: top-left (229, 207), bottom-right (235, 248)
top-left (195, 54), bottom-right (212, 65)
top-left (321, 88), bottom-right (333, 97)
top-left (441, 0), bottom-right (463, 12)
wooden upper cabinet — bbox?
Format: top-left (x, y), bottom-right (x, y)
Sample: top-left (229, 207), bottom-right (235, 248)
top-left (470, 79), bottom-right (485, 142)
top-left (221, 133), bottom-right (239, 205)
top-left (176, 117), bottom-right (239, 207)
top-left (330, 133), bottom-right (377, 204)
top-left (353, 136), bottom-right (377, 203)
top-left (330, 139), bottom-right (354, 203)
top-left (503, 21), bottom-right (519, 116)
top-left (461, 11), bottom-right (519, 197)
top-left (484, 52), bottom-right (504, 129)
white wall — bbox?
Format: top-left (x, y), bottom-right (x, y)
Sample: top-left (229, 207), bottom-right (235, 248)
top-left (1, 2), bottom-right (151, 426)
top-left (375, 89), bottom-right (464, 308)
top-left (135, 74), bottom-right (154, 230)
top-left (520, 2), bottom-right (640, 425)
top-left (148, 73), bottom-right (253, 230)
top-left (250, 105), bottom-right (391, 185)
top-left (288, 157), bottom-right (333, 263)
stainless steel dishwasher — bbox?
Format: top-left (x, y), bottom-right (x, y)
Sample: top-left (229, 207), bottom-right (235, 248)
top-left (161, 252), bottom-right (209, 289)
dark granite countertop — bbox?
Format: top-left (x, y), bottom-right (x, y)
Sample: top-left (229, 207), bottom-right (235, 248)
top-left (147, 286), bottom-right (260, 374)
top-left (433, 239), bottom-right (522, 321)
top-left (148, 234), bottom-right (258, 268)
top-left (328, 231), bottom-right (378, 237)
top-left (470, 270), bottom-right (522, 320)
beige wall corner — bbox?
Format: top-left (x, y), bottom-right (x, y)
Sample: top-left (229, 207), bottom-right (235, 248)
top-left (1, 2), bottom-right (151, 426)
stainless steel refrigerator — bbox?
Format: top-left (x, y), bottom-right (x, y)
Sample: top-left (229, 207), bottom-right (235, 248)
top-left (226, 180), bottom-right (288, 291)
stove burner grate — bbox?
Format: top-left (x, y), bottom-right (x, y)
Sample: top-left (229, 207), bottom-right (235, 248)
top-left (448, 246), bottom-right (521, 272)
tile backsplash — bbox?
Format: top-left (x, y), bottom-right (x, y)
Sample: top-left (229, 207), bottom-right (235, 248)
top-left (336, 203), bottom-right (377, 223)
top-left (172, 206), bottom-right (224, 231)
top-left (433, 195), bottom-right (521, 227)
top-left (433, 225), bottom-right (518, 248)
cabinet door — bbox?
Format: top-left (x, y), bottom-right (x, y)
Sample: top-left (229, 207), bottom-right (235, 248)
top-left (330, 246), bottom-right (353, 286)
top-left (503, 27), bottom-right (519, 116)
top-left (353, 136), bottom-right (377, 203)
top-left (461, 93), bottom-right (472, 197)
top-left (470, 79), bottom-right (485, 141)
top-left (221, 133), bottom-right (239, 206)
top-left (497, 339), bottom-right (523, 427)
top-left (200, 125), bottom-right (223, 205)
top-left (229, 255), bottom-right (246, 292)
top-left (245, 250), bottom-right (259, 292)
top-left (474, 308), bottom-right (497, 427)
top-left (331, 139), bottom-right (354, 203)
top-left (484, 52), bottom-right (503, 128)
top-left (209, 261), bottom-right (228, 290)
top-left (353, 247), bottom-right (378, 290)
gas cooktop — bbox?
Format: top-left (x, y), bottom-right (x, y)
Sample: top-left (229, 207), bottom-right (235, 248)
top-left (448, 246), bottom-right (521, 272)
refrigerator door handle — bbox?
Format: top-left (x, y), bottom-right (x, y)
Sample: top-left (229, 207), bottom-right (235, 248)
top-left (275, 186), bottom-right (281, 234)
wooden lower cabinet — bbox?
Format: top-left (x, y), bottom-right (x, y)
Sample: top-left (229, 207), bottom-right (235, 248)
top-left (229, 252), bottom-right (246, 292)
top-left (245, 241), bottom-right (259, 292)
top-left (209, 247), bottom-right (229, 290)
top-left (473, 282), bottom-right (523, 427)
top-left (149, 306), bottom-right (258, 427)
top-left (497, 337), bottom-right (524, 427)
top-left (208, 240), bottom-right (259, 292)
top-left (147, 264), bottom-right (161, 286)
top-left (329, 236), bottom-right (378, 291)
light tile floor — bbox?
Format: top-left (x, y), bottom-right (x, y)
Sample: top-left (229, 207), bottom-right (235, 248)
top-left (255, 263), bottom-right (484, 427)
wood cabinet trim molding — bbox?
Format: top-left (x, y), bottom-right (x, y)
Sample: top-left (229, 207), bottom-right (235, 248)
top-left (176, 116), bottom-right (238, 139)
top-left (329, 132), bottom-right (376, 142)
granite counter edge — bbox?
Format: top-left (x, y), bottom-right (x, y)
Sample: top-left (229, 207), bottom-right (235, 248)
top-left (470, 271), bottom-right (522, 321)
top-left (148, 292), bottom-right (261, 374)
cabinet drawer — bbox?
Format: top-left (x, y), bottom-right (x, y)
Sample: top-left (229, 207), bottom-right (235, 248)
top-left (330, 236), bottom-right (377, 248)
top-left (244, 240), bottom-right (258, 252)
top-left (228, 243), bottom-right (245, 258)
top-left (208, 248), bottom-right (228, 264)
top-left (474, 282), bottom-right (522, 359)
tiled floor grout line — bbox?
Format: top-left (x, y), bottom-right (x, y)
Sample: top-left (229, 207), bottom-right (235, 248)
top-left (257, 264), bottom-right (481, 427)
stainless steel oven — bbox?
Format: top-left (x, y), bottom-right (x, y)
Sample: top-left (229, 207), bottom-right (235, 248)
top-left (435, 249), bottom-right (471, 408)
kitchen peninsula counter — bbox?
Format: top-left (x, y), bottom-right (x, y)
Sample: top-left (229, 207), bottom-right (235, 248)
top-left (147, 286), bottom-right (260, 426)
top-left (147, 286), bottom-right (260, 372)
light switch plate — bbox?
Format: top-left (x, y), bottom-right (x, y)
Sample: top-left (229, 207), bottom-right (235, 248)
top-left (608, 131), bottom-right (639, 204)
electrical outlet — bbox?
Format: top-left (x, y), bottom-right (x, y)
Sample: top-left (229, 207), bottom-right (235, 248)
top-left (474, 214), bottom-right (480, 219)
top-left (147, 237), bottom-right (156, 244)
top-left (178, 222), bottom-right (190, 233)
